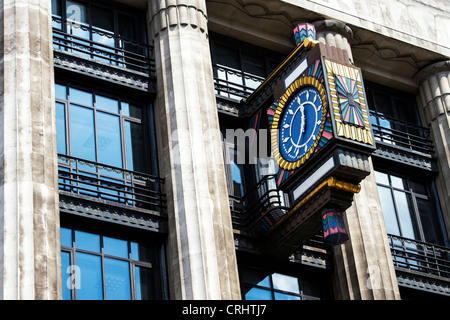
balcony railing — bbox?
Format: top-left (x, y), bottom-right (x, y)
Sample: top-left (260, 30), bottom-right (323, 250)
top-left (213, 64), bottom-right (265, 100)
top-left (52, 16), bottom-right (155, 76)
top-left (58, 154), bottom-right (165, 212)
top-left (230, 174), bottom-right (289, 233)
top-left (388, 234), bottom-right (450, 279)
top-left (370, 111), bottom-right (434, 156)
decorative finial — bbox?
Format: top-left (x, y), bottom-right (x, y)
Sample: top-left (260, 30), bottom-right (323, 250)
top-left (293, 23), bottom-right (316, 46)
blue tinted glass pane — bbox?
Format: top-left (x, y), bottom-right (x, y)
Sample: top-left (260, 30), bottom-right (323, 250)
top-left (274, 292), bottom-right (301, 300)
top-left (256, 276), bottom-right (271, 288)
top-left (96, 95), bottom-right (119, 114)
top-left (69, 87), bottom-right (92, 106)
top-left (135, 266), bottom-right (152, 300)
top-left (92, 34), bottom-right (116, 65)
top-left (66, 1), bottom-right (87, 24)
top-left (121, 102), bottom-right (142, 119)
top-left (245, 287), bottom-right (272, 300)
top-left (60, 227), bottom-right (72, 247)
top-left (61, 251), bottom-right (72, 300)
top-left (75, 230), bottom-right (100, 252)
top-left (131, 242), bottom-right (153, 263)
top-left (104, 258), bottom-right (131, 300)
top-left (70, 105), bottom-right (96, 162)
top-left (374, 171), bottom-right (389, 186)
top-left (104, 236), bottom-right (128, 259)
top-left (272, 273), bottom-right (300, 294)
top-left (131, 242), bottom-right (138, 260)
top-left (125, 121), bottom-right (145, 172)
top-left (393, 190), bottom-right (419, 240)
top-left (52, 0), bottom-right (61, 16)
top-left (55, 83), bottom-right (66, 100)
top-left (97, 112), bottom-right (122, 168)
top-left (56, 102), bottom-right (66, 155)
top-left (76, 252), bottom-right (103, 300)
top-left (377, 186), bottom-right (400, 236)
top-left (391, 175), bottom-right (406, 190)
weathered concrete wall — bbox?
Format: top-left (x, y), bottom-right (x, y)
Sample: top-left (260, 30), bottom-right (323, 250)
top-left (0, 0), bottom-right (61, 299)
top-left (284, 0), bottom-right (450, 57)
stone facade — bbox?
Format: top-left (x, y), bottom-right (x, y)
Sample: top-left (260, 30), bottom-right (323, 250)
top-left (0, 0), bottom-right (61, 299)
top-left (0, 0), bottom-right (447, 300)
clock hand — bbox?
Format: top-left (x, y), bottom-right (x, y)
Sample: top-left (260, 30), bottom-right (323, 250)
top-left (300, 104), bottom-right (306, 134)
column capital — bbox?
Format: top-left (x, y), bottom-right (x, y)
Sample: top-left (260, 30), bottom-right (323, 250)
top-left (414, 60), bottom-right (450, 84)
top-left (148, 0), bottom-right (208, 37)
top-left (313, 19), bottom-right (354, 41)
top-left (312, 19), bottom-right (354, 63)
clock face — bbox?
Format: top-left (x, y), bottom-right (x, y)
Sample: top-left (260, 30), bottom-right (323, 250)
top-left (279, 86), bottom-right (324, 162)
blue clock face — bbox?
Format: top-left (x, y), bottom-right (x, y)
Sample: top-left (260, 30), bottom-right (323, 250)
top-left (279, 86), bottom-right (324, 162)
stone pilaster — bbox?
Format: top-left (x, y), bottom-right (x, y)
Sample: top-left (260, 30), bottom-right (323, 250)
top-left (315, 20), bottom-right (401, 299)
top-left (332, 161), bottom-right (401, 299)
top-left (148, 0), bottom-right (241, 299)
top-left (0, 0), bottom-right (61, 299)
top-left (416, 61), bottom-right (450, 240)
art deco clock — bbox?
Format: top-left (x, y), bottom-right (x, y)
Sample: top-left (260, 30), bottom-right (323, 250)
top-left (270, 76), bottom-right (328, 171)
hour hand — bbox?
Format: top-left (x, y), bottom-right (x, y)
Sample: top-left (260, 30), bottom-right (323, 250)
top-left (300, 104), bottom-right (305, 133)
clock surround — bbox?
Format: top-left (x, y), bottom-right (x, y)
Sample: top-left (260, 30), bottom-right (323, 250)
top-left (270, 76), bottom-right (328, 171)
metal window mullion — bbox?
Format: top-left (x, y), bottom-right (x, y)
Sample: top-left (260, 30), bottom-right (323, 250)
top-left (92, 94), bottom-right (102, 199)
top-left (269, 274), bottom-right (275, 300)
top-left (100, 235), bottom-right (106, 300)
top-left (128, 242), bottom-right (137, 300)
top-left (383, 175), bottom-right (404, 239)
top-left (70, 228), bottom-right (78, 300)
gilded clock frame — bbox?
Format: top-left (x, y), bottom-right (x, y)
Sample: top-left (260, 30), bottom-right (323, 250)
top-left (271, 75), bottom-right (328, 171)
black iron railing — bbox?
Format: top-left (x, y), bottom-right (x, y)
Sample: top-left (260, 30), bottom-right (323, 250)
top-left (230, 174), bottom-right (289, 233)
top-left (52, 16), bottom-right (155, 75)
top-left (370, 111), bottom-right (434, 156)
top-left (58, 154), bottom-right (165, 211)
top-left (213, 64), bottom-right (265, 100)
top-left (388, 234), bottom-right (450, 279)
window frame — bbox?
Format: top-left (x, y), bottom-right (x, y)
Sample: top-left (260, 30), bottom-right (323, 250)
top-left (55, 81), bottom-right (156, 176)
top-left (52, 0), bottom-right (148, 45)
top-left (374, 168), bottom-right (447, 246)
top-left (240, 266), bottom-right (329, 301)
top-left (210, 33), bottom-right (284, 100)
top-left (60, 226), bottom-right (166, 300)
top-left (365, 82), bottom-right (422, 127)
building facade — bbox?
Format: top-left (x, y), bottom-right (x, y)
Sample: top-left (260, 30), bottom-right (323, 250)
top-left (0, 0), bottom-right (449, 300)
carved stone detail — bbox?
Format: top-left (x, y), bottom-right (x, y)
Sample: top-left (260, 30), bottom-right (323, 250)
top-left (148, 0), bottom-right (208, 37)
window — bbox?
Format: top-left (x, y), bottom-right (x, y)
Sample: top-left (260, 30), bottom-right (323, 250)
top-left (60, 227), bottom-right (166, 300)
top-left (51, 0), bottom-right (148, 70)
top-left (210, 33), bottom-right (283, 100)
top-left (365, 82), bottom-right (432, 154)
top-left (56, 82), bottom-right (151, 174)
top-left (56, 82), bottom-right (163, 209)
top-left (241, 270), bottom-right (325, 300)
top-left (375, 170), bottom-right (445, 245)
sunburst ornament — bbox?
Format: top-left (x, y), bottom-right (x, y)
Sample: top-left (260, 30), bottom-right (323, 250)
top-left (324, 59), bottom-right (373, 145)
top-left (335, 75), bottom-right (365, 128)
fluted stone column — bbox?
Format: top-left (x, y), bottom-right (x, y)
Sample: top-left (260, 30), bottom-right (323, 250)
top-left (416, 61), bottom-right (450, 239)
top-left (0, 0), bottom-right (61, 299)
top-left (314, 19), bottom-right (354, 64)
top-left (314, 20), bottom-right (401, 300)
top-left (147, 0), bottom-right (241, 299)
